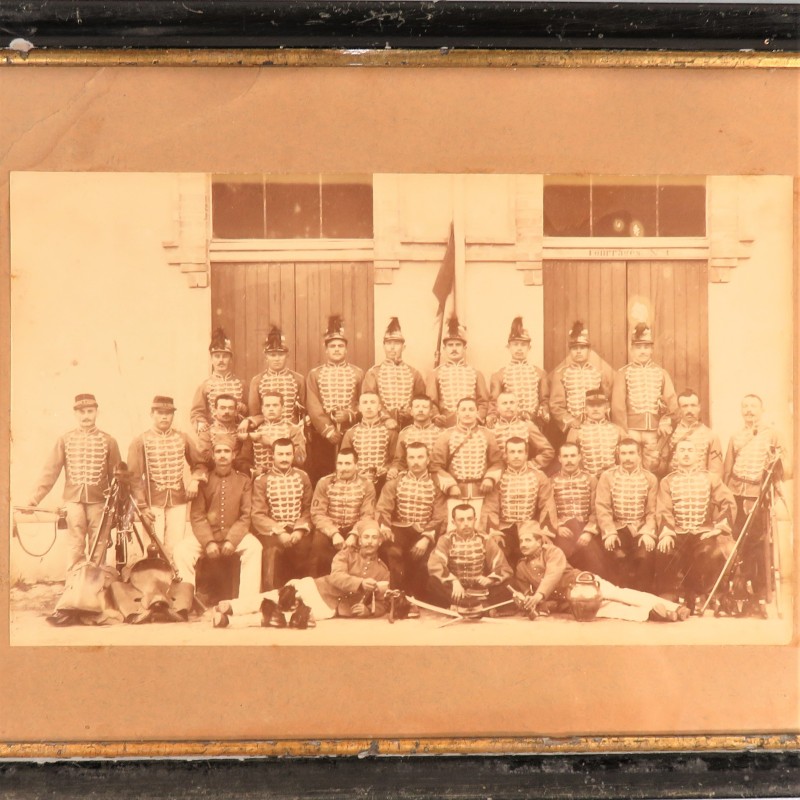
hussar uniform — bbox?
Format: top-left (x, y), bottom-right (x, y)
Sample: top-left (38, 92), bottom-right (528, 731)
top-left (128, 397), bottom-right (209, 559)
top-left (611, 324), bottom-right (679, 472)
top-left (391, 421), bottom-right (444, 472)
top-left (173, 464), bottom-right (262, 600)
top-left (376, 468), bottom-right (448, 598)
top-left (251, 465), bottom-right (314, 589)
top-left (246, 326), bottom-right (306, 427)
top-left (666, 422), bottom-right (723, 478)
top-left (426, 317), bottom-right (489, 425)
top-left (340, 419), bottom-right (398, 493)
top-left (567, 419), bottom-right (625, 478)
top-left (488, 415), bottom-right (555, 471)
top-left (723, 422), bottom-right (783, 600)
top-left (550, 468), bottom-right (611, 579)
top-left (190, 328), bottom-right (247, 434)
top-left (549, 323), bottom-right (614, 435)
top-left (309, 473), bottom-right (376, 576)
top-left (198, 419), bottom-right (253, 474)
top-left (306, 317), bottom-right (364, 484)
top-left (490, 317), bottom-right (550, 423)
top-left (362, 317), bottom-right (426, 429)
top-left (426, 528), bottom-right (513, 609)
top-left (656, 466), bottom-right (737, 604)
top-left (28, 394), bottom-right (122, 571)
top-left (595, 464), bottom-right (659, 591)
top-left (249, 419), bottom-right (306, 475)
top-left (480, 463), bottom-right (557, 567)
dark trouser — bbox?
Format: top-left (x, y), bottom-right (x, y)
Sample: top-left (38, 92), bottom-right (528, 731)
top-left (552, 519), bottom-right (614, 580)
top-left (258, 533), bottom-right (314, 591)
top-left (306, 429), bottom-right (338, 485)
top-left (606, 526), bottom-right (656, 592)
top-left (426, 576), bottom-right (511, 610)
top-left (379, 525), bottom-right (431, 600)
top-left (655, 532), bottom-right (732, 603)
top-left (309, 527), bottom-right (351, 578)
top-left (493, 524), bottom-right (522, 569)
top-left (734, 495), bottom-right (769, 599)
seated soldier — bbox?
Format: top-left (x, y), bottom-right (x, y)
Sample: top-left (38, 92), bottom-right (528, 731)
top-left (480, 436), bottom-right (557, 568)
top-left (427, 504), bottom-right (513, 611)
top-left (657, 439), bottom-right (737, 613)
top-left (388, 394), bottom-right (443, 479)
top-left (214, 518), bottom-right (390, 627)
top-left (340, 391), bottom-right (398, 496)
top-left (594, 438), bottom-right (659, 592)
top-left (487, 391), bottom-right (554, 471)
top-left (250, 438), bottom-right (314, 590)
top-left (376, 441), bottom-right (448, 604)
top-left (248, 392), bottom-right (306, 476)
top-left (512, 522), bottom-right (689, 622)
top-left (309, 447), bottom-right (376, 577)
top-left (173, 436), bottom-right (262, 601)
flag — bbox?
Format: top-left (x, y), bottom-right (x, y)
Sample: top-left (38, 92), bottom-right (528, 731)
top-left (433, 223), bottom-right (455, 318)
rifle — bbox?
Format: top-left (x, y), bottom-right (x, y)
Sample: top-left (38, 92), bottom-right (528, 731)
top-left (701, 451), bottom-right (782, 616)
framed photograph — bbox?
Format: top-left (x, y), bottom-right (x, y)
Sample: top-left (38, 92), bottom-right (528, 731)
top-left (0, 6), bottom-right (798, 766)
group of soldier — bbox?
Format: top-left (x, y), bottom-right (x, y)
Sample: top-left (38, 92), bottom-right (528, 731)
top-left (26, 313), bottom-right (784, 625)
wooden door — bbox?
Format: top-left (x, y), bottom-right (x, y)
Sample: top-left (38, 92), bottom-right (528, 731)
top-left (543, 259), bottom-right (709, 411)
top-left (210, 261), bottom-right (375, 382)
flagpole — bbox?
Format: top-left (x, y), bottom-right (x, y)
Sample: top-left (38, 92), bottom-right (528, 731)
top-left (453, 174), bottom-right (466, 321)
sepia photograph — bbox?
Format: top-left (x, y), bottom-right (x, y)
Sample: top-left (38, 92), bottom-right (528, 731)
top-left (1, 58), bottom-right (798, 750)
top-left (9, 169), bottom-right (794, 648)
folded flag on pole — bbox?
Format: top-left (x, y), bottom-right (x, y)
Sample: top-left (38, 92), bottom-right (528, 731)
top-left (433, 223), bottom-right (456, 366)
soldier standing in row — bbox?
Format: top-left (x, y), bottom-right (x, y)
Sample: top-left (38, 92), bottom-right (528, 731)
top-left (26, 393), bottom-right (122, 571)
top-left (128, 395), bottom-right (208, 559)
top-left (388, 394), bottom-right (442, 478)
top-left (248, 392), bottom-right (306, 476)
top-left (243, 325), bottom-right (305, 429)
top-left (488, 391), bottom-right (554, 472)
top-left (663, 389), bottom-right (723, 477)
top-left (611, 323), bottom-right (678, 473)
top-left (549, 321), bottom-right (614, 442)
top-left (362, 317), bottom-right (426, 430)
top-left (489, 317), bottom-right (550, 428)
top-left (427, 316), bottom-right (489, 426)
top-left (305, 316), bottom-right (364, 484)
top-left (190, 328), bottom-right (247, 437)
top-left (198, 393), bottom-right (252, 474)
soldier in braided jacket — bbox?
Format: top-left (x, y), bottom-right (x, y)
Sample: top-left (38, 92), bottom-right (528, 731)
top-left (247, 392), bottom-right (306, 476)
top-left (611, 323), bottom-right (679, 473)
top-left (190, 327), bottom-right (247, 436)
top-left (487, 391), bottom-right (554, 472)
top-left (388, 394), bottom-right (443, 478)
top-left (197, 394), bottom-right (254, 474)
top-left (663, 390), bottom-right (723, 478)
top-left (26, 393), bottom-right (122, 571)
top-left (595, 437), bottom-right (659, 592)
top-left (566, 390), bottom-right (625, 478)
top-left (251, 438), bottom-right (314, 590)
top-left (657, 439), bottom-right (737, 611)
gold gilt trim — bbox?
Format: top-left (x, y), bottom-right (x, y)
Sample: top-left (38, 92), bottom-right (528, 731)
top-left (0, 734), bottom-right (799, 759)
top-left (1, 48), bottom-right (799, 69)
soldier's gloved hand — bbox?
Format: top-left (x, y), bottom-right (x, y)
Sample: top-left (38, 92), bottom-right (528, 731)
top-left (485, 414), bottom-right (497, 428)
top-left (450, 579), bottom-right (465, 601)
top-left (331, 532), bottom-right (345, 550)
top-left (577, 532), bottom-right (594, 548)
top-left (186, 478), bottom-right (200, 499)
top-left (362, 578), bottom-right (379, 592)
top-left (658, 417), bottom-right (674, 437)
top-left (205, 541), bottom-right (221, 559)
top-left (237, 419), bottom-right (252, 436)
top-left (475, 575), bottom-right (493, 587)
top-left (196, 421), bottom-right (209, 434)
top-left (410, 538), bottom-right (431, 559)
top-left (700, 528), bottom-right (721, 541)
top-left (380, 525), bottom-right (394, 543)
top-left (604, 535), bottom-right (621, 552)
top-left (657, 535), bottom-right (675, 554)
top-left (386, 467), bottom-right (399, 481)
top-left (447, 486), bottom-right (461, 498)
top-left (332, 409), bottom-right (350, 425)
top-left (480, 478), bottom-right (495, 495)
top-left (344, 534), bottom-right (358, 549)
top-left (538, 407), bottom-right (551, 425)
top-left (383, 418), bottom-right (398, 431)
top-left (278, 532), bottom-right (292, 548)
top-left (559, 525), bottom-right (575, 541)
top-left (523, 593), bottom-right (542, 613)
top-left (221, 540), bottom-right (235, 557)
top-left (432, 414), bottom-right (448, 428)
top-left (289, 530), bottom-right (304, 546)
top-left (351, 602), bottom-right (371, 618)
top-left (138, 506), bottom-right (156, 526)
top-left (638, 533), bottom-right (656, 552)
top-left (326, 430), bottom-right (343, 445)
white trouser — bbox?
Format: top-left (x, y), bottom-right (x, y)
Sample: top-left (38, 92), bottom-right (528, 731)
top-left (64, 501), bottom-right (105, 571)
top-left (222, 577), bottom-right (336, 628)
top-left (595, 576), bottom-right (680, 622)
top-left (150, 504), bottom-right (189, 560)
top-left (173, 532), bottom-right (263, 599)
